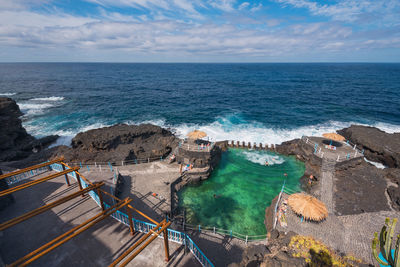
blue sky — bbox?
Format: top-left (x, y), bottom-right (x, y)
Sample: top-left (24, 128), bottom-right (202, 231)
top-left (0, 0), bottom-right (399, 62)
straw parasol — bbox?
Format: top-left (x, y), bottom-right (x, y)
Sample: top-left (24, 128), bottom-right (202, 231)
top-left (287, 193), bottom-right (328, 221)
top-left (322, 133), bottom-right (345, 142)
top-left (187, 130), bottom-right (207, 140)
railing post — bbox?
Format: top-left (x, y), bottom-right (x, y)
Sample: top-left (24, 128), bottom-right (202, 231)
top-left (199, 225), bottom-right (201, 232)
top-left (99, 165), bottom-right (102, 172)
top-left (148, 158), bottom-right (150, 163)
top-left (122, 161), bottom-right (124, 166)
top-left (126, 207), bottom-right (135, 235)
top-left (61, 164), bottom-right (70, 186)
top-left (245, 235), bottom-right (248, 245)
top-left (163, 227), bottom-right (170, 262)
top-left (97, 188), bottom-right (105, 211)
top-left (76, 173), bottom-right (84, 197)
top-left (230, 230), bottom-right (232, 238)
top-left (80, 162), bottom-right (82, 168)
top-left (108, 162), bottom-right (113, 171)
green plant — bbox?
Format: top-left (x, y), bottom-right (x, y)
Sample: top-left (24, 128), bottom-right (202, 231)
top-left (372, 217), bottom-right (400, 266)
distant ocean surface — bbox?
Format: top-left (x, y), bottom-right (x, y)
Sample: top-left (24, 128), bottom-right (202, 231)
top-left (1, 63), bottom-right (399, 146)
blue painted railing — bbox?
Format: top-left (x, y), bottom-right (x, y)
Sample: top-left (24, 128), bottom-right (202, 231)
top-left (4, 165), bottom-right (51, 186)
top-left (49, 163), bottom-right (213, 267)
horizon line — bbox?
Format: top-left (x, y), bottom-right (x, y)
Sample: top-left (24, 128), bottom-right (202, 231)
top-left (0, 61), bottom-right (400, 64)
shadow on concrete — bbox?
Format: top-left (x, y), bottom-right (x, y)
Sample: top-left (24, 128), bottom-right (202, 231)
top-left (185, 230), bottom-right (244, 266)
top-left (119, 174), bottom-right (166, 222)
top-left (0, 177), bottom-right (115, 267)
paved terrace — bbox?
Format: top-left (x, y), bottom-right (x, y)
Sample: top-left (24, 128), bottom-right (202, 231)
top-left (276, 137), bottom-right (399, 265)
top-left (0, 171), bottom-right (199, 267)
top-left (79, 161), bottom-right (183, 222)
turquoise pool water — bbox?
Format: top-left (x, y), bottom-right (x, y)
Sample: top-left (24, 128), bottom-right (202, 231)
top-left (178, 148), bottom-right (305, 236)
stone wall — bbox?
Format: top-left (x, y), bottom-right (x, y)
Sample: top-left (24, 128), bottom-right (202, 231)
top-left (176, 145), bottom-right (221, 168)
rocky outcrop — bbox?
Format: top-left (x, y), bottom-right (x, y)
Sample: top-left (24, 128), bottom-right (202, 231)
top-left (275, 139), bottom-right (322, 194)
top-left (334, 158), bottom-right (390, 215)
top-left (53, 124), bottom-right (179, 163)
top-left (229, 232), bottom-right (306, 267)
top-left (338, 125), bottom-right (400, 168)
top-left (0, 97), bottom-right (58, 162)
top-left (384, 168), bottom-right (400, 211)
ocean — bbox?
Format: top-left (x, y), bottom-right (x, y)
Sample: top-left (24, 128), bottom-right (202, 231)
top-left (1, 63), bottom-right (399, 146)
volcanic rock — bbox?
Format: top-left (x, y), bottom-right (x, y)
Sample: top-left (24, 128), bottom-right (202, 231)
top-left (275, 139), bottom-right (322, 193)
top-left (334, 158), bottom-right (390, 215)
top-left (338, 125), bottom-right (400, 168)
top-left (0, 97), bottom-right (58, 162)
top-left (53, 124), bottom-right (179, 163)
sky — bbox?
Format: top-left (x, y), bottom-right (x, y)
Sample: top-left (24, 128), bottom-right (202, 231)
top-left (0, 0), bottom-right (399, 62)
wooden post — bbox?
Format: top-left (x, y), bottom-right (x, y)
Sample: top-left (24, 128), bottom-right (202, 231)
top-left (97, 188), bottom-right (105, 211)
top-left (61, 164), bottom-right (70, 186)
top-left (163, 228), bottom-right (170, 262)
top-left (126, 207), bottom-right (135, 235)
top-left (76, 173), bottom-right (84, 197)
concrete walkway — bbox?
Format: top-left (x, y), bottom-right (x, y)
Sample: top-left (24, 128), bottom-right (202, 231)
top-left (0, 172), bottom-right (198, 267)
top-left (319, 158), bottom-right (336, 213)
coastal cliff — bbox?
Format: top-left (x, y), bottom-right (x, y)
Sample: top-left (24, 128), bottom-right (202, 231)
top-left (0, 97), bottom-right (57, 162)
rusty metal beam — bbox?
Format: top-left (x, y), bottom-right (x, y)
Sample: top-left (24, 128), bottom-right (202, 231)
top-left (9, 198), bottom-right (132, 267)
top-left (0, 157), bottom-right (64, 180)
top-left (118, 221), bottom-right (172, 267)
top-left (0, 167), bottom-right (80, 197)
top-left (0, 182), bottom-right (104, 231)
top-left (100, 190), bottom-right (159, 225)
top-left (108, 219), bottom-right (166, 267)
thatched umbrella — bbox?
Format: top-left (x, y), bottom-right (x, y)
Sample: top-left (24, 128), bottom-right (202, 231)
top-left (287, 193), bottom-right (328, 221)
top-left (322, 133), bottom-right (345, 142)
top-left (187, 130), bottom-right (207, 140)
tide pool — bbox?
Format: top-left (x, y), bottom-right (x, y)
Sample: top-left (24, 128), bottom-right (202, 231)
top-left (178, 148), bottom-right (305, 236)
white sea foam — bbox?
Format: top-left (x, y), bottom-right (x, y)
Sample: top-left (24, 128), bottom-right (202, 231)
top-left (242, 150), bottom-right (285, 165)
top-left (46, 123), bottom-right (112, 147)
top-left (31, 96), bottom-right (65, 101)
top-left (18, 103), bottom-right (56, 116)
top-left (363, 158), bottom-right (387, 169)
top-left (23, 113), bottom-right (400, 150)
top-left (171, 116), bottom-right (400, 145)
top-left (0, 92), bottom-right (16, 96)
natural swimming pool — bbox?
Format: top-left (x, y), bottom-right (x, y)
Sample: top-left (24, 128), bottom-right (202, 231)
top-left (178, 148), bottom-right (305, 236)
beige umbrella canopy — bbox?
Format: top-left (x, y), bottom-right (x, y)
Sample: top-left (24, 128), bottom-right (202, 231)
top-left (322, 133), bottom-right (345, 142)
top-left (287, 193), bottom-right (328, 221)
top-left (187, 130), bottom-right (207, 140)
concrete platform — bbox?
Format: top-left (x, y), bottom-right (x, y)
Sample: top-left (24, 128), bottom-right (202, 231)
top-left (305, 136), bottom-right (363, 161)
top-left (80, 161), bottom-right (183, 222)
top-left (0, 171), bottom-right (198, 266)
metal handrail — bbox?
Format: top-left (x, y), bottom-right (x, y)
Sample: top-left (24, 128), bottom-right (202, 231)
top-left (49, 162), bottom-right (214, 267)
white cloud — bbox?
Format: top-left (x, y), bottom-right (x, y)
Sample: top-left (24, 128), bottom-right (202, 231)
top-left (238, 2), bottom-right (249, 10)
top-left (250, 3), bottom-right (262, 12)
top-left (276, 0), bottom-right (400, 24)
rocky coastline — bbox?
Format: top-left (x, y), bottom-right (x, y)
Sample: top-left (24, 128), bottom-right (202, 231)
top-left (0, 97), bottom-right (58, 163)
top-left (2, 98), bottom-right (400, 266)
